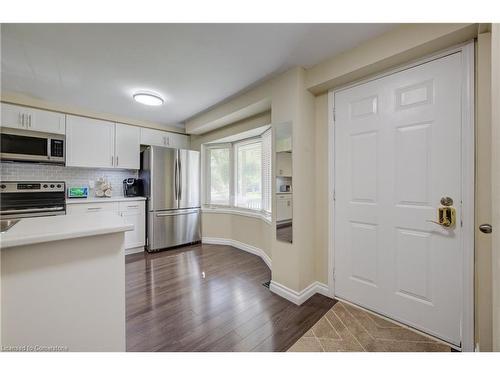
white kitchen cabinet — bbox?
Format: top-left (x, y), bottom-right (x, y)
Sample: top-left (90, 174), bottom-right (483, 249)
top-left (66, 115), bottom-right (115, 168)
top-left (276, 194), bottom-right (292, 222)
top-left (140, 127), bottom-right (189, 149)
top-left (66, 199), bottom-right (145, 253)
top-left (276, 136), bottom-right (292, 152)
top-left (276, 152), bottom-right (292, 177)
top-left (66, 201), bottom-right (118, 215)
top-left (1, 103), bottom-right (65, 134)
top-left (115, 123), bottom-right (140, 169)
top-left (119, 201), bottom-right (145, 249)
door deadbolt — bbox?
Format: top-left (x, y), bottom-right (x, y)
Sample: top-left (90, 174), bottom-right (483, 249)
top-left (440, 196), bottom-right (454, 206)
top-left (479, 224), bottom-right (492, 234)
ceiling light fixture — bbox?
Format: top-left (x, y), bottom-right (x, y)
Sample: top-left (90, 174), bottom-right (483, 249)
top-left (133, 91), bottom-right (164, 106)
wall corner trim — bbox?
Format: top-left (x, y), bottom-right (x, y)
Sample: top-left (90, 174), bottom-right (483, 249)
top-left (269, 280), bottom-right (331, 306)
top-left (202, 237), bottom-right (272, 270)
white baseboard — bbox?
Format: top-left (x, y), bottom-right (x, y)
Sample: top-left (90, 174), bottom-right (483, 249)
top-left (125, 246), bottom-right (145, 255)
top-left (202, 237), bottom-right (331, 306)
top-left (202, 237), bottom-right (272, 269)
top-left (269, 280), bottom-right (331, 305)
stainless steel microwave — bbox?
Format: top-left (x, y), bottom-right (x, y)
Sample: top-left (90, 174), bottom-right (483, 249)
top-left (0, 128), bottom-right (65, 164)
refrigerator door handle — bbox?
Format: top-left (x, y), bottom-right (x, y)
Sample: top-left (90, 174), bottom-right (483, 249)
top-left (156, 209), bottom-right (199, 217)
top-left (173, 157), bottom-right (178, 201)
top-left (178, 155), bottom-right (182, 201)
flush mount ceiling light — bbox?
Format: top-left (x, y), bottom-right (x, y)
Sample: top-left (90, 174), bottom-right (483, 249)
top-left (133, 91), bottom-right (164, 106)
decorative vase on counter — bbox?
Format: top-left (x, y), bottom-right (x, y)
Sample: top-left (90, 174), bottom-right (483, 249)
top-left (95, 176), bottom-right (112, 198)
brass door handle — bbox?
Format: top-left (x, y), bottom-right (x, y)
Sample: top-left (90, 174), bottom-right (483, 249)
top-left (427, 206), bottom-right (456, 228)
top-left (427, 219), bottom-right (452, 227)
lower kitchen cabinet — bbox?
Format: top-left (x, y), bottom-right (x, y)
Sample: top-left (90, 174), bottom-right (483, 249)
top-left (66, 199), bottom-right (145, 253)
top-left (276, 194), bottom-right (292, 222)
top-left (118, 201), bottom-right (145, 249)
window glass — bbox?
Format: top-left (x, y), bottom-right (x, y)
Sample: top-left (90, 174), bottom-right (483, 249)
top-left (235, 141), bottom-right (262, 210)
top-left (209, 147), bottom-right (230, 205)
top-left (204, 128), bottom-right (272, 215)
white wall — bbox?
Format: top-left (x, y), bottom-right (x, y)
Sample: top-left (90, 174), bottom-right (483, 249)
top-left (491, 23), bottom-right (500, 352)
top-left (476, 32), bottom-right (493, 351)
top-left (202, 212), bottom-right (272, 263)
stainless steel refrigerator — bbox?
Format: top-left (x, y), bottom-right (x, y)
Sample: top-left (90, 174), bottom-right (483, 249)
top-left (140, 146), bottom-right (201, 252)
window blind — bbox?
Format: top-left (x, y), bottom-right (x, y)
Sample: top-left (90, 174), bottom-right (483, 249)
top-left (262, 128), bottom-right (272, 213)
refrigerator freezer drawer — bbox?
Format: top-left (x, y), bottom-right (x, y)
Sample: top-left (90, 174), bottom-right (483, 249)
top-left (147, 208), bottom-right (201, 251)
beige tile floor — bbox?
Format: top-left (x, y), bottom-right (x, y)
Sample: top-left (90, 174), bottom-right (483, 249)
top-left (288, 301), bottom-right (451, 352)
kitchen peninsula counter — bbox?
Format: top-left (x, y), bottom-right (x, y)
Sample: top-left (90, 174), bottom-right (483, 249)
top-left (0, 211), bottom-right (130, 351)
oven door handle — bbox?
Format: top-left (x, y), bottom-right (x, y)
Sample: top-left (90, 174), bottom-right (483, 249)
top-left (0, 206), bottom-right (65, 215)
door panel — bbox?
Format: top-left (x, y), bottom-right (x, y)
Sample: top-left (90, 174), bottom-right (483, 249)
top-left (334, 53), bottom-right (463, 345)
top-left (149, 147), bottom-right (178, 210)
top-left (178, 149), bottom-right (200, 209)
top-left (350, 131), bottom-right (378, 203)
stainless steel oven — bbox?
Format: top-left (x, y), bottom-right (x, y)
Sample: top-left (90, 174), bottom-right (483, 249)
top-left (0, 181), bottom-right (66, 219)
top-left (0, 128), bottom-right (65, 164)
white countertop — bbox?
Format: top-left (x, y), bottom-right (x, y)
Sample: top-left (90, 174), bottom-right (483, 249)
top-left (0, 212), bottom-right (133, 249)
top-left (66, 196), bottom-right (146, 204)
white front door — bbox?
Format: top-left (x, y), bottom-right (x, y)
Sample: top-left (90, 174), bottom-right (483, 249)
top-left (334, 52), bottom-right (466, 346)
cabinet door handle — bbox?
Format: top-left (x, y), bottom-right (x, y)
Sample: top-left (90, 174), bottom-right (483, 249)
top-left (127, 205), bottom-right (139, 208)
top-left (29, 114), bottom-right (32, 128)
top-left (87, 207), bottom-right (102, 211)
top-left (116, 156), bottom-right (119, 166)
top-left (111, 155), bottom-right (114, 166)
top-left (21, 113), bottom-right (25, 127)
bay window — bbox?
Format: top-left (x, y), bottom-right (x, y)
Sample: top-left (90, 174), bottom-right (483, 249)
top-left (204, 128), bottom-right (272, 217)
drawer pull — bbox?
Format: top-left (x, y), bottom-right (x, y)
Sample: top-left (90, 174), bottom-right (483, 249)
top-left (127, 205), bottom-right (139, 208)
top-left (87, 207), bottom-right (102, 211)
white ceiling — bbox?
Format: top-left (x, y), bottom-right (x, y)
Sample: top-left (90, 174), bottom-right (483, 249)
top-left (1, 24), bottom-right (396, 128)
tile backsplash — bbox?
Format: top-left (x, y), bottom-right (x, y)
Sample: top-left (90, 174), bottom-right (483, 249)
top-left (0, 162), bottom-right (138, 197)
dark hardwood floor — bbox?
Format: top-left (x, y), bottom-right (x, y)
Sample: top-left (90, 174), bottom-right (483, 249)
top-left (276, 223), bottom-right (293, 243)
top-left (126, 243), bottom-right (335, 351)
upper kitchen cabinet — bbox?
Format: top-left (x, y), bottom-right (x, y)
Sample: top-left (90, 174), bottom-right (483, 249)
top-left (275, 134), bottom-right (292, 152)
top-left (276, 151), bottom-right (292, 177)
top-left (140, 127), bottom-right (189, 149)
top-left (1, 103), bottom-right (65, 135)
top-left (115, 123), bottom-right (140, 169)
top-left (66, 115), bottom-right (115, 168)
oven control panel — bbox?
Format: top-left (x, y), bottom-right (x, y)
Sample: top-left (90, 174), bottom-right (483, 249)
top-left (0, 181), bottom-right (65, 193)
